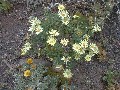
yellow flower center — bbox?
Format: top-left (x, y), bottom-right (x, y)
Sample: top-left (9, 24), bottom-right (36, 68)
top-left (27, 58), bottom-right (33, 64)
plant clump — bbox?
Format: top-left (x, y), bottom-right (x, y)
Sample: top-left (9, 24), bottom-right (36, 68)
top-left (21, 4), bottom-right (102, 79)
top-left (19, 1), bottom-right (117, 89)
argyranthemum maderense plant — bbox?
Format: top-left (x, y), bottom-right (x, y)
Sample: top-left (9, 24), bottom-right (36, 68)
top-left (21, 4), bottom-right (102, 78)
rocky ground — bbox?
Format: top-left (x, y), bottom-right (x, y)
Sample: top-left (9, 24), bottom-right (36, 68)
top-left (0, 1), bottom-right (120, 90)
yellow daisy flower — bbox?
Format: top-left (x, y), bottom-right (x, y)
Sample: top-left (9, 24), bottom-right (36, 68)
top-left (28, 17), bottom-right (41, 33)
top-left (24, 42), bottom-right (31, 50)
top-left (93, 24), bottom-right (101, 32)
top-left (74, 53), bottom-right (81, 60)
top-left (29, 17), bottom-right (41, 26)
top-left (85, 54), bottom-right (92, 61)
top-left (21, 42), bottom-right (31, 55)
top-left (80, 39), bottom-right (88, 48)
top-left (61, 56), bottom-right (71, 65)
top-left (58, 4), bottom-right (65, 11)
top-left (24, 70), bottom-right (31, 77)
top-left (83, 34), bottom-right (90, 41)
top-left (26, 58), bottom-right (33, 64)
top-left (60, 38), bottom-right (69, 46)
top-left (63, 69), bottom-right (73, 78)
top-left (89, 43), bottom-right (99, 54)
top-left (72, 43), bottom-right (85, 54)
top-left (58, 10), bottom-right (68, 18)
top-left (21, 48), bottom-right (27, 55)
top-left (62, 16), bottom-right (70, 25)
top-left (47, 36), bottom-right (56, 46)
top-left (49, 29), bottom-right (59, 36)
top-left (35, 26), bottom-right (43, 35)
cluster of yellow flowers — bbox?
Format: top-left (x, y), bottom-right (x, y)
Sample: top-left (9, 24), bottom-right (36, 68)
top-left (72, 35), bottom-right (89, 55)
top-left (47, 29), bottom-right (70, 47)
top-left (21, 4), bottom-right (102, 80)
top-left (21, 42), bottom-right (31, 55)
top-left (72, 34), bottom-right (99, 61)
top-left (72, 43), bottom-right (85, 54)
top-left (58, 4), bottom-right (70, 25)
top-left (28, 17), bottom-right (43, 35)
top-left (24, 58), bottom-right (36, 77)
top-left (47, 29), bottom-right (59, 46)
top-left (85, 43), bottom-right (99, 61)
top-left (24, 58), bottom-right (33, 77)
